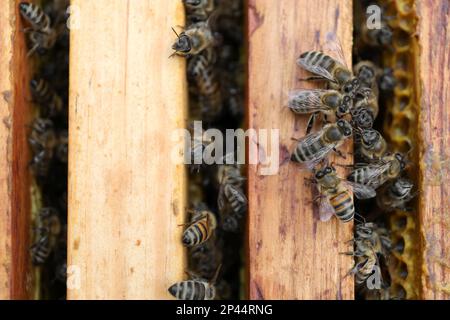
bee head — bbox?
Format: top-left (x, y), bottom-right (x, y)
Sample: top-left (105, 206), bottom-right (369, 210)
top-left (183, 0), bottom-right (202, 7)
top-left (337, 119), bottom-right (352, 137)
top-left (337, 95), bottom-right (352, 116)
top-left (342, 78), bottom-right (360, 97)
top-left (394, 152), bottom-right (406, 170)
top-left (171, 31), bottom-right (191, 55)
top-left (379, 68), bottom-right (396, 91)
top-left (361, 129), bottom-right (379, 147)
top-left (351, 108), bottom-right (374, 129)
top-left (377, 26), bottom-right (393, 46)
top-left (391, 178), bottom-right (414, 197)
top-left (358, 65), bottom-right (376, 85)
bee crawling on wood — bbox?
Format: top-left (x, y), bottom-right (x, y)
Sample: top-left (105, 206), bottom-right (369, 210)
top-left (376, 178), bottom-right (416, 212)
top-left (288, 89), bottom-right (352, 134)
top-left (290, 119), bottom-right (353, 169)
top-left (168, 265), bottom-right (221, 300)
top-left (347, 152), bottom-right (407, 190)
top-left (181, 208), bottom-right (217, 247)
top-left (30, 78), bottom-right (64, 118)
top-left (297, 50), bottom-right (361, 98)
top-left (312, 166), bottom-right (376, 223)
top-left (171, 20), bottom-right (216, 57)
top-left (19, 2), bottom-right (58, 56)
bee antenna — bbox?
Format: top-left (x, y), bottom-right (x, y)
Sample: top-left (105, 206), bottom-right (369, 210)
top-left (210, 264), bottom-right (222, 285)
top-left (354, 212), bottom-right (366, 224)
top-left (171, 27), bottom-right (180, 39)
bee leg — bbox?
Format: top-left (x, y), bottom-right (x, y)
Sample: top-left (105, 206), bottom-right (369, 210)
top-left (306, 112), bottom-right (319, 135)
top-left (27, 43), bottom-right (40, 58)
top-left (333, 148), bottom-right (347, 159)
top-left (298, 76), bottom-right (327, 82)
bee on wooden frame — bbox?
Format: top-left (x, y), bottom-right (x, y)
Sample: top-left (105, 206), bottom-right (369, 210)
top-left (171, 20), bottom-right (215, 57)
top-left (312, 166), bottom-right (376, 223)
top-left (168, 265), bottom-right (221, 300)
top-left (19, 2), bottom-right (59, 56)
top-left (290, 119), bottom-right (353, 169)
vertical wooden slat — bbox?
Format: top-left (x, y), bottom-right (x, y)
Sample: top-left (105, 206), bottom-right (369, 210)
top-left (247, 0), bottom-right (354, 299)
top-left (0, 0), bottom-right (34, 300)
top-left (417, 0), bottom-right (450, 300)
top-left (67, 0), bottom-right (187, 299)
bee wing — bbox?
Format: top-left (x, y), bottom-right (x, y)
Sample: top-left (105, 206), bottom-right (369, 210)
top-left (324, 32), bottom-right (350, 70)
top-left (294, 131), bottom-right (335, 169)
top-left (288, 89), bottom-right (332, 114)
top-left (217, 185), bottom-right (226, 212)
top-left (342, 180), bottom-right (377, 199)
top-left (318, 196), bottom-right (335, 222)
top-left (225, 184), bottom-right (247, 215)
top-left (297, 54), bottom-right (336, 82)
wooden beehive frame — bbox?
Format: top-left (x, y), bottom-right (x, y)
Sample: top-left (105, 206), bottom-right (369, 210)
top-left (0, 0), bottom-right (448, 300)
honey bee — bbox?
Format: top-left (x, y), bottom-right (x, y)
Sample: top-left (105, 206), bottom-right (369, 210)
top-left (183, 0), bottom-right (215, 22)
top-left (56, 130), bottom-right (68, 163)
top-left (30, 78), bottom-right (64, 118)
top-left (168, 265), bottom-right (221, 300)
top-left (171, 21), bottom-right (215, 57)
top-left (288, 89), bottom-right (352, 134)
top-left (347, 152), bottom-right (407, 190)
top-left (297, 51), bottom-right (361, 98)
top-left (28, 118), bottom-right (57, 155)
top-left (19, 2), bottom-right (58, 56)
top-left (355, 128), bottom-right (388, 162)
top-left (38, 207), bottom-right (62, 237)
top-left (351, 88), bottom-right (379, 129)
top-left (189, 240), bottom-right (222, 280)
top-left (187, 48), bottom-right (222, 121)
top-left (360, 20), bottom-right (393, 48)
top-left (182, 209), bottom-right (217, 247)
top-left (30, 227), bottom-right (51, 265)
top-left (355, 222), bottom-right (391, 258)
top-left (217, 164), bottom-right (247, 231)
top-left (376, 178), bottom-right (415, 212)
top-left (291, 119), bottom-right (353, 169)
top-left (351, 245), bottom-right (381, 287)
top-left (314, 166), bottom-right (376, 222)
top-left (29, 118), bottom-right (57, 176)
top-left (354, 60), bottom-right (396, 93)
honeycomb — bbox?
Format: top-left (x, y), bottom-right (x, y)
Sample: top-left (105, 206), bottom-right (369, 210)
top-left (381, 0), bottom-right (421, 300)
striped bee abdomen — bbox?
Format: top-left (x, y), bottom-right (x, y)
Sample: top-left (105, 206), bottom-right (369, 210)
top-left (168, 280), bottom-right (214, 300)
top-left (329, 191), bottom-right (354, 222)
top-left (300, 51), bottom-right (336, 73)
top-left (19, 2), bottom-right (51, 33)
top-left (30, 79), bottom-right (64, 117)
top-left (291, 138), bottom-right (324, 163)
top-left (30, 235), bottom-right (51, 265)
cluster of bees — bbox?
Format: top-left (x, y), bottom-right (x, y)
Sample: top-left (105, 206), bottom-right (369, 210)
top-left (19, 0), bottom-right (70, 299)
top-left (168, 0), bottom-right (246, 300)
top-left (288, 1), bottom-right (417, 298)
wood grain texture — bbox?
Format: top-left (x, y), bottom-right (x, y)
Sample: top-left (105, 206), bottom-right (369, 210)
top-left (0, 0), bottom-right (34, 300)
top-left (67, 0), bottom-right (187, 299)
top-left (247, 0), bottom-right (354, 299)
top-left (416, 0), bottom-right (450, 300)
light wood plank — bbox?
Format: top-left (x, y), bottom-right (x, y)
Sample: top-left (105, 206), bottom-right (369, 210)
top-left (67, 0), bottom-right (187, 299)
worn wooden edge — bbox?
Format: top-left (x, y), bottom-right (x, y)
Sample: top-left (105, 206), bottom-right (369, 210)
top-left (67, 0), bottom-right (187, 299)
top-left (416, 0), bottom-right (450, 300)
top-left (246, 0), bottom-right (354, 299)
top-left (0, 0), bottom-right (34, 300)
